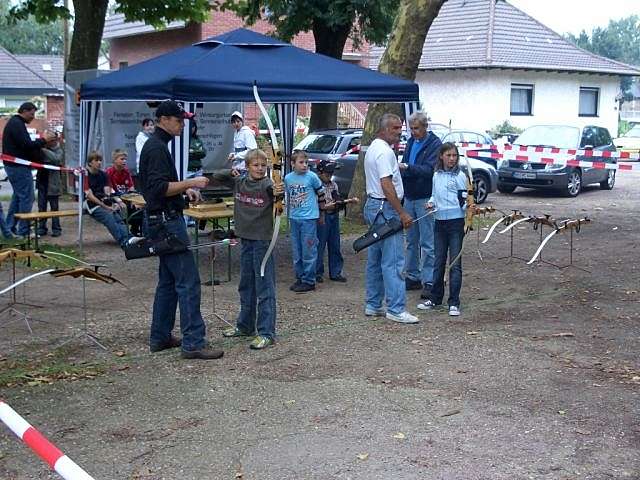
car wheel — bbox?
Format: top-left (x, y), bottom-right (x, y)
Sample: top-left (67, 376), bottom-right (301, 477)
top-left (565, 169), bottom-right (582, 197)
top-left (599, 169), bottom-right (615, 190)
top-left (497, 183), bottom-right (516, 194)
top-left (473, 172), bottom-right (489, 204)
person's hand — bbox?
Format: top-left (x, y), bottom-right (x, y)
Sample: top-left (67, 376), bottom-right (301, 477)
top-left (111, 202), bottom-right (122, 212)
top-left (231, 169), bottom-right (241, 177)
top-left (189, 176), bottom-right (209, 189)
top-left (186, 188), bottom-right (202, 202)
top-left (425, 201), bottom-right (434, 210)
top-left (273, 182), bottom-right (284, 197)
top-left (398, 162), bottom-right (408, 171)
top-left (228, 153), bottom-right (235, 162)
top-left (400, 211), bottom-right (413, 229)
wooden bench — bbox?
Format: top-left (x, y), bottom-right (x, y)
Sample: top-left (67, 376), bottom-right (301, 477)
top-left (14, 210), bottom-right (78, 249)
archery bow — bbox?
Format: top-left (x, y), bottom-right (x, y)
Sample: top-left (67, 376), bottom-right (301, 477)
top-left (448, 156), bottom-right (476, 267)
top-left (482, 209), bottom-right (524, 244)
top-left (253, 83), bottom-right (283, 277)
top-left (0, 269), bottom-right (56, 296)
top-left (527, 217), bottom-right (591, 265)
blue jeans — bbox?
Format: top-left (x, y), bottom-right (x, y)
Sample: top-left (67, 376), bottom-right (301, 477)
top-left (148, 216), bottom-right (206, 352)
top-left (237, 239), bottom-right (276, 339)
top-left (316, 212), bottom-right (343, 279)
top-left (431, 218), bottom-right (464, 307)
top-left (290, 218), bottom-right (318, 285)
top-left (0, 202), bottom-right (12, 238)
top-left (404, 198), bottom-right (435, 285)
top-left (5, 164), bottom-right (34, 236)
top-left (364, 198), bottom-right (406, 315)
top-left (88, 206), bottom-right (130, 247)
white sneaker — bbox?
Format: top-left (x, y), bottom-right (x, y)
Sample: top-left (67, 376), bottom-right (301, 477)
top-left (386, 311), bottom-right (419, 324)
top-left (365, 307), bottom-right (386, 317)
top-left (126, 236), bottom-right (145, 246)
top-left (417, 300), bottom-right (437, 310)
top-left (449, 305), bottom-right (461, 316)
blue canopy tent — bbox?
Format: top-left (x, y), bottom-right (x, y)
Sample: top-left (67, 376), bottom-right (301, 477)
top-left (76, 28), bottom-right (419, 248)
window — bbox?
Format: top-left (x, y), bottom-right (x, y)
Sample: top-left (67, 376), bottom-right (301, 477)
top-left (580, 127), bottom-right (598, 148)
top-left (510, 84), bottom-right (534, 116)
top-left (579, 87), bottom-right (599, 117)
top-left (595, 127), bottom-right (612, 147)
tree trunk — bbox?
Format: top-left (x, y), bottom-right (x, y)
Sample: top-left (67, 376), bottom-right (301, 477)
top-left (347, 0), bottom-right (446, 221)
top-left (309, 22), bottom-right (351, 132)
top-left (67, 0), bottom-right (108, 71)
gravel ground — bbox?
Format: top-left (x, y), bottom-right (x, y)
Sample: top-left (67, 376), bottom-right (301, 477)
top-left (0, 171), bottom-right (639, 480)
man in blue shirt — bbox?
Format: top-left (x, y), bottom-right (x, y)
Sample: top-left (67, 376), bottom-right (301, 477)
top-left (399, 112), bottom-right (442, 299)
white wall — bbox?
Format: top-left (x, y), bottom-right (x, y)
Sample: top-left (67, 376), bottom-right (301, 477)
top-left (416, 69), bottom-right (620, 135)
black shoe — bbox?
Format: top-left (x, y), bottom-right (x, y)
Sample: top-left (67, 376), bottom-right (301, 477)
top-left (51, 231), bottom-right (62, 237)
top-left (293, 282), bottom-right (315, 293)
top-left (420, 283), bottom-right (433, 299)
top-left (181, 347), bottom-right (224, 360)
top-left (289, 280), bottom-right (302, 291)
top-left (316, 275), bottom-right (324, 283)
top-left (330, 275), bottom-right (347, 283)
top-left (405, 278), bottom-right (422, 290)
top-left (150, 336), bottom-right (182, 353)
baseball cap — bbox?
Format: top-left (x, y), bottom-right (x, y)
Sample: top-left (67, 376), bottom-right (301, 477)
top-left (230, 111), bottom-right (243, 121)
top-left (155, 100), bottom-right (194, 120)
top-left (316, 160), bottom-right (338, 174)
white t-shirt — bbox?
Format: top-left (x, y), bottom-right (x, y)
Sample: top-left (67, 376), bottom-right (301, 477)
top-left (135, 131), bottom-right (150, 174)
top-left (364, 138), bottom-right (404, 200)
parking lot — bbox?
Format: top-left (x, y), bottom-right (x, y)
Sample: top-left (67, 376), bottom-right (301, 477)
top-left (0, 170), bottom-right (638, 479)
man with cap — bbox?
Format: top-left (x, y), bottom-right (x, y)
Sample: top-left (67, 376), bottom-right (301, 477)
top-left (228, 110), bottom-right (257, 171)
top-left (139, 100), bottom-right (223, 360)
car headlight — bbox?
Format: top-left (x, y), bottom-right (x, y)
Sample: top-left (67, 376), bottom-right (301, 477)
top-left (544, 163), bottom-right (564, 171)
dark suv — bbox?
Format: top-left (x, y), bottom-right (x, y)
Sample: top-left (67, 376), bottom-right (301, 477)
top-left (497, 125), bottom-right (616, 197)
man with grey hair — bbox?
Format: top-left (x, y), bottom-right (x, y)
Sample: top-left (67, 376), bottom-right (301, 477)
top-left (363, 113), bottom-right (418, 324)
top-left (399, 111), bottom-right (442, 299)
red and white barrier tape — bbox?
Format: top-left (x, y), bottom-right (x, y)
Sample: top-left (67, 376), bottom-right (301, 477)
top-left (464, 149), bottom-right (640, 171)
top-left (457, 142), bottom-right (639, 160)
top-left (0, 400), bottom-right (95, 480)
top-left (1, 153), bottom-right (80, 174)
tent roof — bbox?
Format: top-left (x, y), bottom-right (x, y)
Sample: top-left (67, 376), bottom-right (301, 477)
top-left (81, 28), bottom-right (418, 103)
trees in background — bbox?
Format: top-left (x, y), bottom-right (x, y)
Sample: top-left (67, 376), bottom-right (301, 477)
top-left (0, 0), bottom-right (63, 55)
top-left (566, 15), bottom-right (640, 101)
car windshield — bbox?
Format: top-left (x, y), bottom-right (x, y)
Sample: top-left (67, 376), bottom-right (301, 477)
top-left (295, 134), bottom-right (339, 154)
top-left (623, 125), bottom-right (640, 137)
top-left (515, 126), bottom-right (580, 149)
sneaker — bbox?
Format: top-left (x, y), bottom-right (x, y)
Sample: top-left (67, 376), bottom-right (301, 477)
top-left (449, 306), bottom-right (461, 317)
top-left (405, 278), bottom-right (422, 291)
top-left (417, 300), bottom-right (438, 310)
top-left (386, 311), bottom-right (419, 324)
top-left (222, 327), bottom-right (252, 338)
top-left (289, 280), bottom-right (302, 291)
top-left (316, 275), bottom-right (324, 283)
top-left (249, 336), bottom-right (274, 350)
top-left (181, 347), bottom-right (224, 360)
top-left (293, 282), bottom-right (315, 293)
top-left (330, 275), bottom-right (347, 283)
top-left (420, 283), bottom-right (433, 299)
top-left (365, 306), bottom-right (386, 317)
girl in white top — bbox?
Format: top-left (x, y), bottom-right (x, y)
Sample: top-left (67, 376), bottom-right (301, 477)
top-left (228, 111), bottom-right (257, 171)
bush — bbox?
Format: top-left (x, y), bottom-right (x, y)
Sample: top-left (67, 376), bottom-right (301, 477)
top-left (488, 120), bottom-right (523, 139)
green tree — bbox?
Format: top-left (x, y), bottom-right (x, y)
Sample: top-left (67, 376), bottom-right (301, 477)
top-left (0, 0), bottom-right (63, 55)
top-left (216, 0), bottom-right (399, 131)
top-left (347, 0), bottom-right (446, 218)
top-left (566, 15), bottom-right (640, 100)
top-left (5, 0), bottom-right (212, 71)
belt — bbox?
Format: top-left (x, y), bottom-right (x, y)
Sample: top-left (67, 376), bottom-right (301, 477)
top-left (367, 195), bottom-right (386, 200)
top-left (147, 210), bottom-right (182, 221)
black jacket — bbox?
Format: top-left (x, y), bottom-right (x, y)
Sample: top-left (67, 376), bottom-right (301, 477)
top-left (1, 114), bottom-right (45, 166)
top-left (139, 127), bottom-right (185, 213)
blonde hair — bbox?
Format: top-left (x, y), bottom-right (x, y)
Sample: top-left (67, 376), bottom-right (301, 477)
top-left (87, 150), bottom-right (102, 165)
top-left (112, 148), bottom-right (127, 161)
top-left (291, 150), bottom-right (308, 163)
top-left (244, 148), bottom-right (268, 166)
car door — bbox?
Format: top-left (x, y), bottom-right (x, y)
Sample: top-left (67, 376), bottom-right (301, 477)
top-left (595, 128), bottom-right (615, 183)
